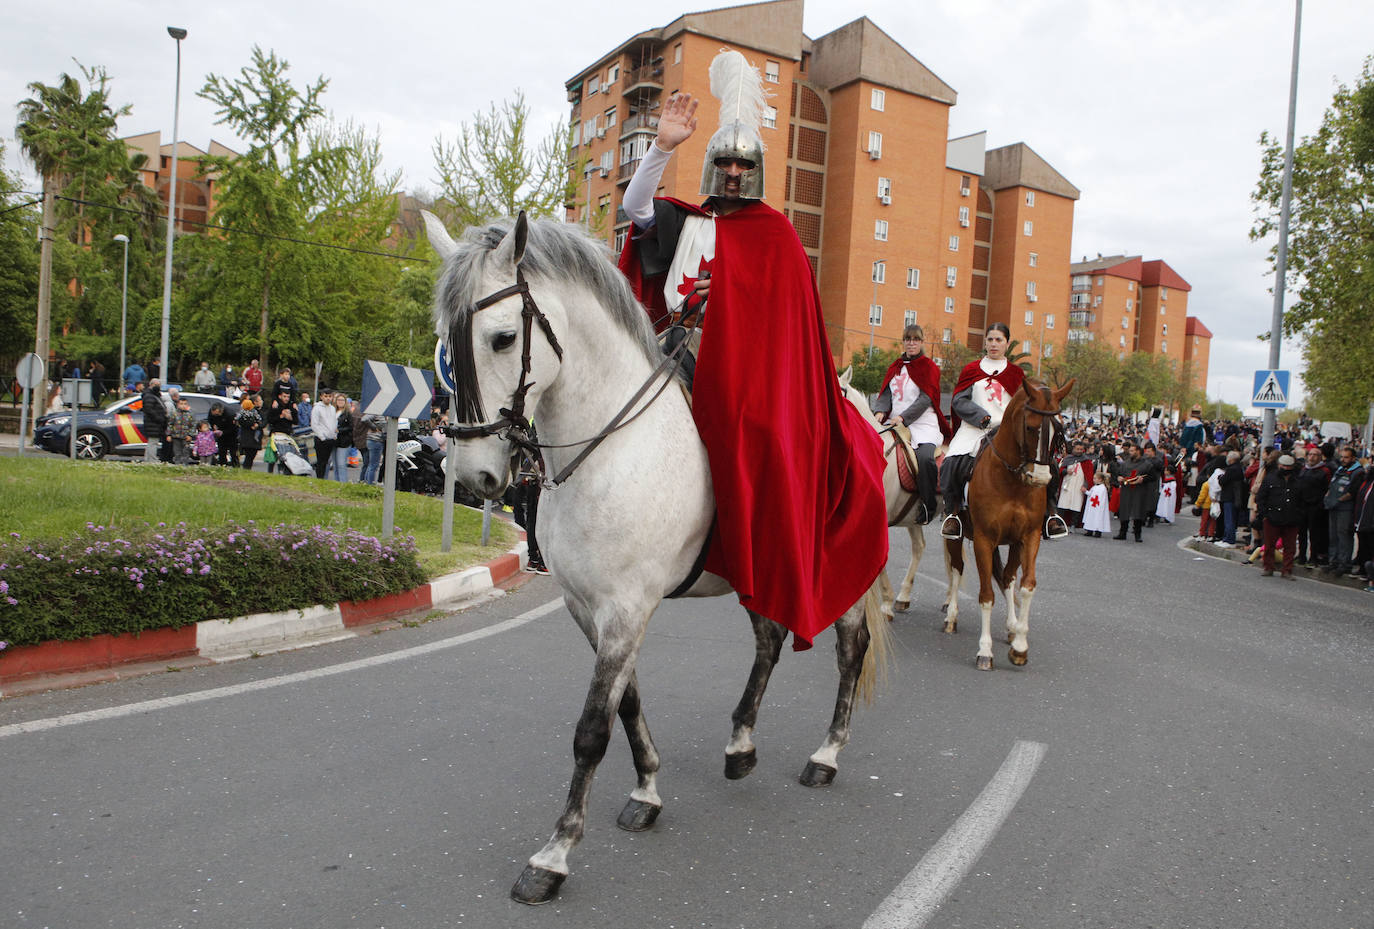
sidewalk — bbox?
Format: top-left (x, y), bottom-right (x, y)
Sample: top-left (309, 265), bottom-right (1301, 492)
top-left (0, 539), bottom-right (534, 698)
top-left (1186, 532), bottom-right (1370, 590)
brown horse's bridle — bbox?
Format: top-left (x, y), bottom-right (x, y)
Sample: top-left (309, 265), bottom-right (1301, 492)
top-left (990, 385), bottom-right (1064, 483)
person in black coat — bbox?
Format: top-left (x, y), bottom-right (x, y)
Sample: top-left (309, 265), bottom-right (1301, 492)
top-left (1295, 444), bottom-right (1332, 565)
top-left (1255, 454), bottom-right (1303, 578)
top-left (1216, 451), bottom-right (1246, 546)
top-left (140, 380), bottom-right (167, 464)
top-left (207, 402), bottom-right (239, 467)
top-left (1111, 440), bottom-right (1162, 542)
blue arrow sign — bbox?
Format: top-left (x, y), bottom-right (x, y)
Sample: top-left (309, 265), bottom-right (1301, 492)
top-left (434, 340), bottom-right (457, 395)
top-left (1251, 369), bottom-right (1290, 409)
top-left (361, 360), bottom-right (434, 418)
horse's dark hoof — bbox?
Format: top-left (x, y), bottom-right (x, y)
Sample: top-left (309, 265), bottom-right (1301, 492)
top-left (511, 865), bottom-right (566, 905)
top-left (975, 654), bottom-right (994, 671)
top-left (799, 760), bottom-right (837, 788)
top-left (943, 620), bottom-right (957, 635)
top-left (894, 599), bottom-right (910, 613)
top-left (616, 798), bottom-right (662, 832)
top-left (724, 749), bottom-right (757, 780)
top-left (1008, 647), bottom-right (1028, 666)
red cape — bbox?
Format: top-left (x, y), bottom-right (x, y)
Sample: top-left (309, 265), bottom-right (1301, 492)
top-left (619, 199), bottom-right (888, 649)
top-left (950, 359), bottom-right (1026, 431)
top-left (880, 354), bottom-right (951, 442)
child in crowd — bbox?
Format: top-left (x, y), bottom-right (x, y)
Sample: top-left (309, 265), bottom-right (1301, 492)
top-left (167, 397), bottom-right (196, 465)
top-left (193, 420), bottom-right (218, 465)
top-left (1081, 470), bottom-right (1112, 538)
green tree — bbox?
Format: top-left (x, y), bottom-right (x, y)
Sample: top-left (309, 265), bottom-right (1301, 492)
top-left (432, 92), bottom-right (578, 230)
top-left (1043, 338), bottom-right (1119, 419)
top-left (1252, 56), bottom-right (1374, 421)
top-left (0, 144), bottom-right (39, 357)
top-left (846, 346), bottom-right (900, 396)
top-left (933, 340), bottom-right (980, 392)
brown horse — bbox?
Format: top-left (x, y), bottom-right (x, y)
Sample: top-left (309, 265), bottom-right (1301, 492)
top-left (941, 377), bottom-right (1075, 670)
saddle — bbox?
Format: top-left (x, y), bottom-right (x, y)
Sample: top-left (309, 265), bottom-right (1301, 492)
top-left (888, 425), bottom-right (919, 494)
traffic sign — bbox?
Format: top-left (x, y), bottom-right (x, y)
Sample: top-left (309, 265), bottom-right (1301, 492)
top-left (15, 353), bottom-right (44, 390)
top-left (434, 340), bottom-right (457, 395)
top-left (360, 360), bottom-right (433, 419)
top-left (1252, 369), bottom-right (1290, 409)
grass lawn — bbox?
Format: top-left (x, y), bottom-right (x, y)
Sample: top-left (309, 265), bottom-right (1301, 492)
top-left (0, 456), bottom-right (516, 578)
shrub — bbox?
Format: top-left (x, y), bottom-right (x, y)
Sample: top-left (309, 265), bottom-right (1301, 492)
top-left (0, 521), bottom-right (428, 649)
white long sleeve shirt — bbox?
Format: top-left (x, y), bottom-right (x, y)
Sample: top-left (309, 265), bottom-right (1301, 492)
top-left (311, 403), bottom-right (338, 441)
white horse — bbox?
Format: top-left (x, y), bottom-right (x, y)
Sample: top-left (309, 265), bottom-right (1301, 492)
top-left (423, 212), bottom-right (891, 905)
top-left (837, 368), bottom-right (931, 614)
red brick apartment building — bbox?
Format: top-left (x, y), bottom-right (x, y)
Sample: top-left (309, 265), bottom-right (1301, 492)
top-left (564, 0), bottom-right (1078, 364)
top-left (122, 131), bottom-right (237, 234)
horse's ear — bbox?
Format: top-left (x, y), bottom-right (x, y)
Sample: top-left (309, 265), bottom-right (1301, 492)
top-left (421, 210), bottom-right (458, 261)
top-left (1054, 377), bottom-right (1077, 403)
top-left (1020, 379), bottom-right (1037, 399)
top-left (838, 366), bottom-right (853, 390)
top-left (492, 211), bottom-right (530, 270)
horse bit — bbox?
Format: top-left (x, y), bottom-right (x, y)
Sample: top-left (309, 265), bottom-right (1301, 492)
top-left (990, 389), bottom-right (1064, 484)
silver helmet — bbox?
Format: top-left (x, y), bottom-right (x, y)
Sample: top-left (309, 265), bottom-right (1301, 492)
top-left (699, 121), bottom-right (765, 199)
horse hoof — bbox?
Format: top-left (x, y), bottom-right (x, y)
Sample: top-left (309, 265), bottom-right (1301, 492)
top-left (943, 620), bottom-right (957, 635)
top-left (511, 865), bottom-right (566, 905)
top-left (616, 798), bottom-right (662, 832)
top-left (975, 655), bottom-right (994, 671)
top-left (894, 600), bottom-right (910, 613)
top-left (724, 749), bottom-right (757, 780)
top-left (799, 760), bottom-right (837, 788)
top-left (1008, 647), bottom-right (1028, 666)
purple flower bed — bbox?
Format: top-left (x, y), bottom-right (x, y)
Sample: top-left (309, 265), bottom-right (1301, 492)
top-left (0, 521), bottom-right (427, 649)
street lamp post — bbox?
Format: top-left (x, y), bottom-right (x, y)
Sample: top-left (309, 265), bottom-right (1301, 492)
top-left (113, 234), bottom-right (129, 396)
top-left (159, 26), bottom-right (187, 386)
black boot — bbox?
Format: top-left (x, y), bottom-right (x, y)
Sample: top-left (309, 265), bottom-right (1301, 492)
top-left (1114, 524), bottom-right (1127, 540)
top-left (1134, 521), bottom-right (1143, 542)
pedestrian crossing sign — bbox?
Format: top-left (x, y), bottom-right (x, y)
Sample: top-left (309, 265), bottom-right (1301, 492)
top-left (1252, 369), bottom-right (1290, 409)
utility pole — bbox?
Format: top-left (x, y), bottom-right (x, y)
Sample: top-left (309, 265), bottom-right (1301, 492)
top-left (32, 185), bottom-right (56, 429)
top-left (1264, 0), bottom-right (1302, 448)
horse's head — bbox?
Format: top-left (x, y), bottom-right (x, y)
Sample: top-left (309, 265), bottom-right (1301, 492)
top-left (425, 211), bottom-right (565, 499)
top-left (1007, 377), bottom-right (1076, 486)
top-left (836, 366), bottom-right (873, 418)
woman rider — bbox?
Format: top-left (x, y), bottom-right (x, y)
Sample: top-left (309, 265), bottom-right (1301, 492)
top-left (938, 323), bottom-right (1069, 541)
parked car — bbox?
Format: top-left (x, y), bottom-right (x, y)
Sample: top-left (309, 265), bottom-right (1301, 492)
top-left (33, 392), bottom-right (228, 461)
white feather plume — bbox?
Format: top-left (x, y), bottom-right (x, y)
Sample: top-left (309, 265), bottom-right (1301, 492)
top-left (709, 50), bottom-right (767, 131)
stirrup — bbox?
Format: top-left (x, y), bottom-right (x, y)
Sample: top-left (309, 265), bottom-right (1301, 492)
top-left (940, 514), bottom-right (962, 541)
top-left (1045, 515), bottom-right (1069, 540)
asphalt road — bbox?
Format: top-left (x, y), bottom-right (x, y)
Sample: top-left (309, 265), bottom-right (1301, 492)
top-left (1, 517), bottom-right (1370, 929)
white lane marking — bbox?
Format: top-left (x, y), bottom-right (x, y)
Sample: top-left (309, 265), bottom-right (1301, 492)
top-left (863, 739), bottom-right (1047, 929)
top-left (0, 598), bottom-right (565, 740)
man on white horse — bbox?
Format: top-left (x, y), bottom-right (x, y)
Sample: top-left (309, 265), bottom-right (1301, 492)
top-left (617, 50), bottom-right (888, 650)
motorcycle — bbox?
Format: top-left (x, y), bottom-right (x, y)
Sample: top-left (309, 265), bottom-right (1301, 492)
top-left (378, 421), bottom-right (483, 507)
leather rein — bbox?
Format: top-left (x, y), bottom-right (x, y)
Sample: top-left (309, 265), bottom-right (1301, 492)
top-left (988, 388), bottom-right (1064, 483)
top-left (445, 266), bottom-right (694, 489)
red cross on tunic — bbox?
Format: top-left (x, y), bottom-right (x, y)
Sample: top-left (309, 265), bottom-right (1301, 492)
top-left (984, 376), bottom-right (1006, 405)
top-left (677, 255), bottom-right (714, 302)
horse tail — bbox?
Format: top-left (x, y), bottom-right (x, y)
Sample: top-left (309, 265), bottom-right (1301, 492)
top-left (856, 572), bottom-right (894, 704)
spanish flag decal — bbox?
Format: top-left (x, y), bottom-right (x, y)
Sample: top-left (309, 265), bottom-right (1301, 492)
top-left (115, 413), bottom-right (144, 445)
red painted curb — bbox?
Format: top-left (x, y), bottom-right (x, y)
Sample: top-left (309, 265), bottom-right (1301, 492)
top-left (0, 625), bottom-right (198, 684)
top-left (486, 553), bottom-right (522, 585)
top-left (338, 586), bottom-right (434, 628)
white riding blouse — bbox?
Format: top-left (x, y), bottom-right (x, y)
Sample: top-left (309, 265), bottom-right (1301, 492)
top-left (946, 357), bottom-right (1012, 458)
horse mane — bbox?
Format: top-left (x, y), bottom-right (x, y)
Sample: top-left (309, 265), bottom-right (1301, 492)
top-left (432, 217), bottom-right (665, 422)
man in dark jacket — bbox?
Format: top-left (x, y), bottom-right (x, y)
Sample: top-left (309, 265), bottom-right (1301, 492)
top-left (1295, 444), bottom-right (1331, 565)
top-left (140, 379), bottom-right (167, 464)
top-left (1112, 440), bottom-right (1162, 542)
top-left (1255, 453), bottom-right (1303, 578)
top-left (1216, 450), bottom-right (1246, 546)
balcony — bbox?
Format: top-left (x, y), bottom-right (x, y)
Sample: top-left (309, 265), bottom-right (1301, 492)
top-left (617, 158), bottom-right (641, 185)
top-left (622, 63), bottom-right (664, 96)
top-left (619, 113), bottom-right (659, 138)
top-left (1068, 310), bottom-right (1093, 329)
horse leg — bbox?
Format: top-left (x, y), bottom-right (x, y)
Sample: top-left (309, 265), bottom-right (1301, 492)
top-left (566, 597), bottom-right (663, 832)
top-left (973, 535), bottom-right (998, 671)
top-left (725, 609), bottom-right (788, 780)
top-left (801, 600), bottom-right (868, 787)
top-left (998, 543), bottom-right (1019, 644)
top-left (895, 524), bottom-right (925, 612)
top-left (1009, 538), bottom-right (1041, 667)
top-left (512, 607), bottom-right (648, 905)
top-left (941, 537), bottom-right (963, 634)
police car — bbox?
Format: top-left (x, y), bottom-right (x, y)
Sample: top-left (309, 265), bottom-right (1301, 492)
top-left (32, 391), bottom-right (227, 461)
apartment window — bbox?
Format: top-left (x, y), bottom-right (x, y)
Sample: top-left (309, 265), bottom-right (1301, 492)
top-left (869, 304), bottom-right (882, 325)
top-left (1162, 322), bottom-right (1168, 335)
top-left (1126, 299), bottom-right (1133, 310)
top-left (943, 328), bottom-right (953, 343)
top-left (874, 220), bottom-right (888, 241)
top-left (868, 131), bottom-right (883, 157)
top-left (582, 120), bottom-right (594, 144)
top-left (599, 150), bottom-right (613, 173)
top-left (763, 105), bottom-right (777, 129)
top-left (1024, 310), bottom-right (1035, 326)
top-left (1045, 314), bottom-right (1055, 329)
top-left (1096, 276), bottom-right (1105, 286)
top-left (1023, 220), bottom-right (1033, 236)
top-left (673, 44), bottom-right (682, 65)
top-left (1028, 252), bottom-right (1039, 268)
top-left (604, 106), bottom-right (617, 128)
top-left (906, 267), bottom-right (920, 289)
top-left (903, 309), bottom-right (917, 327)
top-left (606, 63), bottom-right (619, 85)
top-left (871, 88), bottom-right (886, 111)
top-left (1127, 281), bottom-right (1135, 292)
top-left (1162, 286), bottom-right (1169, 300)
top-left (948, 235), bottom-right (960, 251)
top-left (960, 175), bottom-right (971, 196)
top-left (597, 193), bottom-right (611, 212)
top-left (872, 260), bottom-right (886, 283)
top-left (958, 205), bottom-right (970, 227)
top-left (1025, 190), bottom-right (1036, 207)
top-left (1093, 296), bottom-right (1102, 307)
top-left (614, 227), bottom-right (628, 252)
top-left (944, 297), bottom-right (955, 314)
top-left (1026, 281), bottom-right (1038, 300)
top-left (1119, 334), bottom-right (1126, 347)
top-left (877, 177), bottom-right (891, 199)
top-left (587, 75), bottom-right (600, 95)
top-left (1122, 315), bottom-right (1130, 329)
top-left (1161, 339), bottom-right (1168, 352)
top-left (765, 60), bottom-right (780, 83)
top-left (945, 266), bottom-right (957, 287)
top-left (1043, 343), bottom-right (1054, 358)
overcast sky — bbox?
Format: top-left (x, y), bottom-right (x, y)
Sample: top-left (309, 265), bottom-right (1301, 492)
top-left (6, 0), bottom-right (1372, 415)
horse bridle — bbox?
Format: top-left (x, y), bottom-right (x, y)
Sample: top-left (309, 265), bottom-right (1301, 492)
top-left (446, 265), bottom-right (694, 488)
top-left (990, 386), bottom-right (1064, 482)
